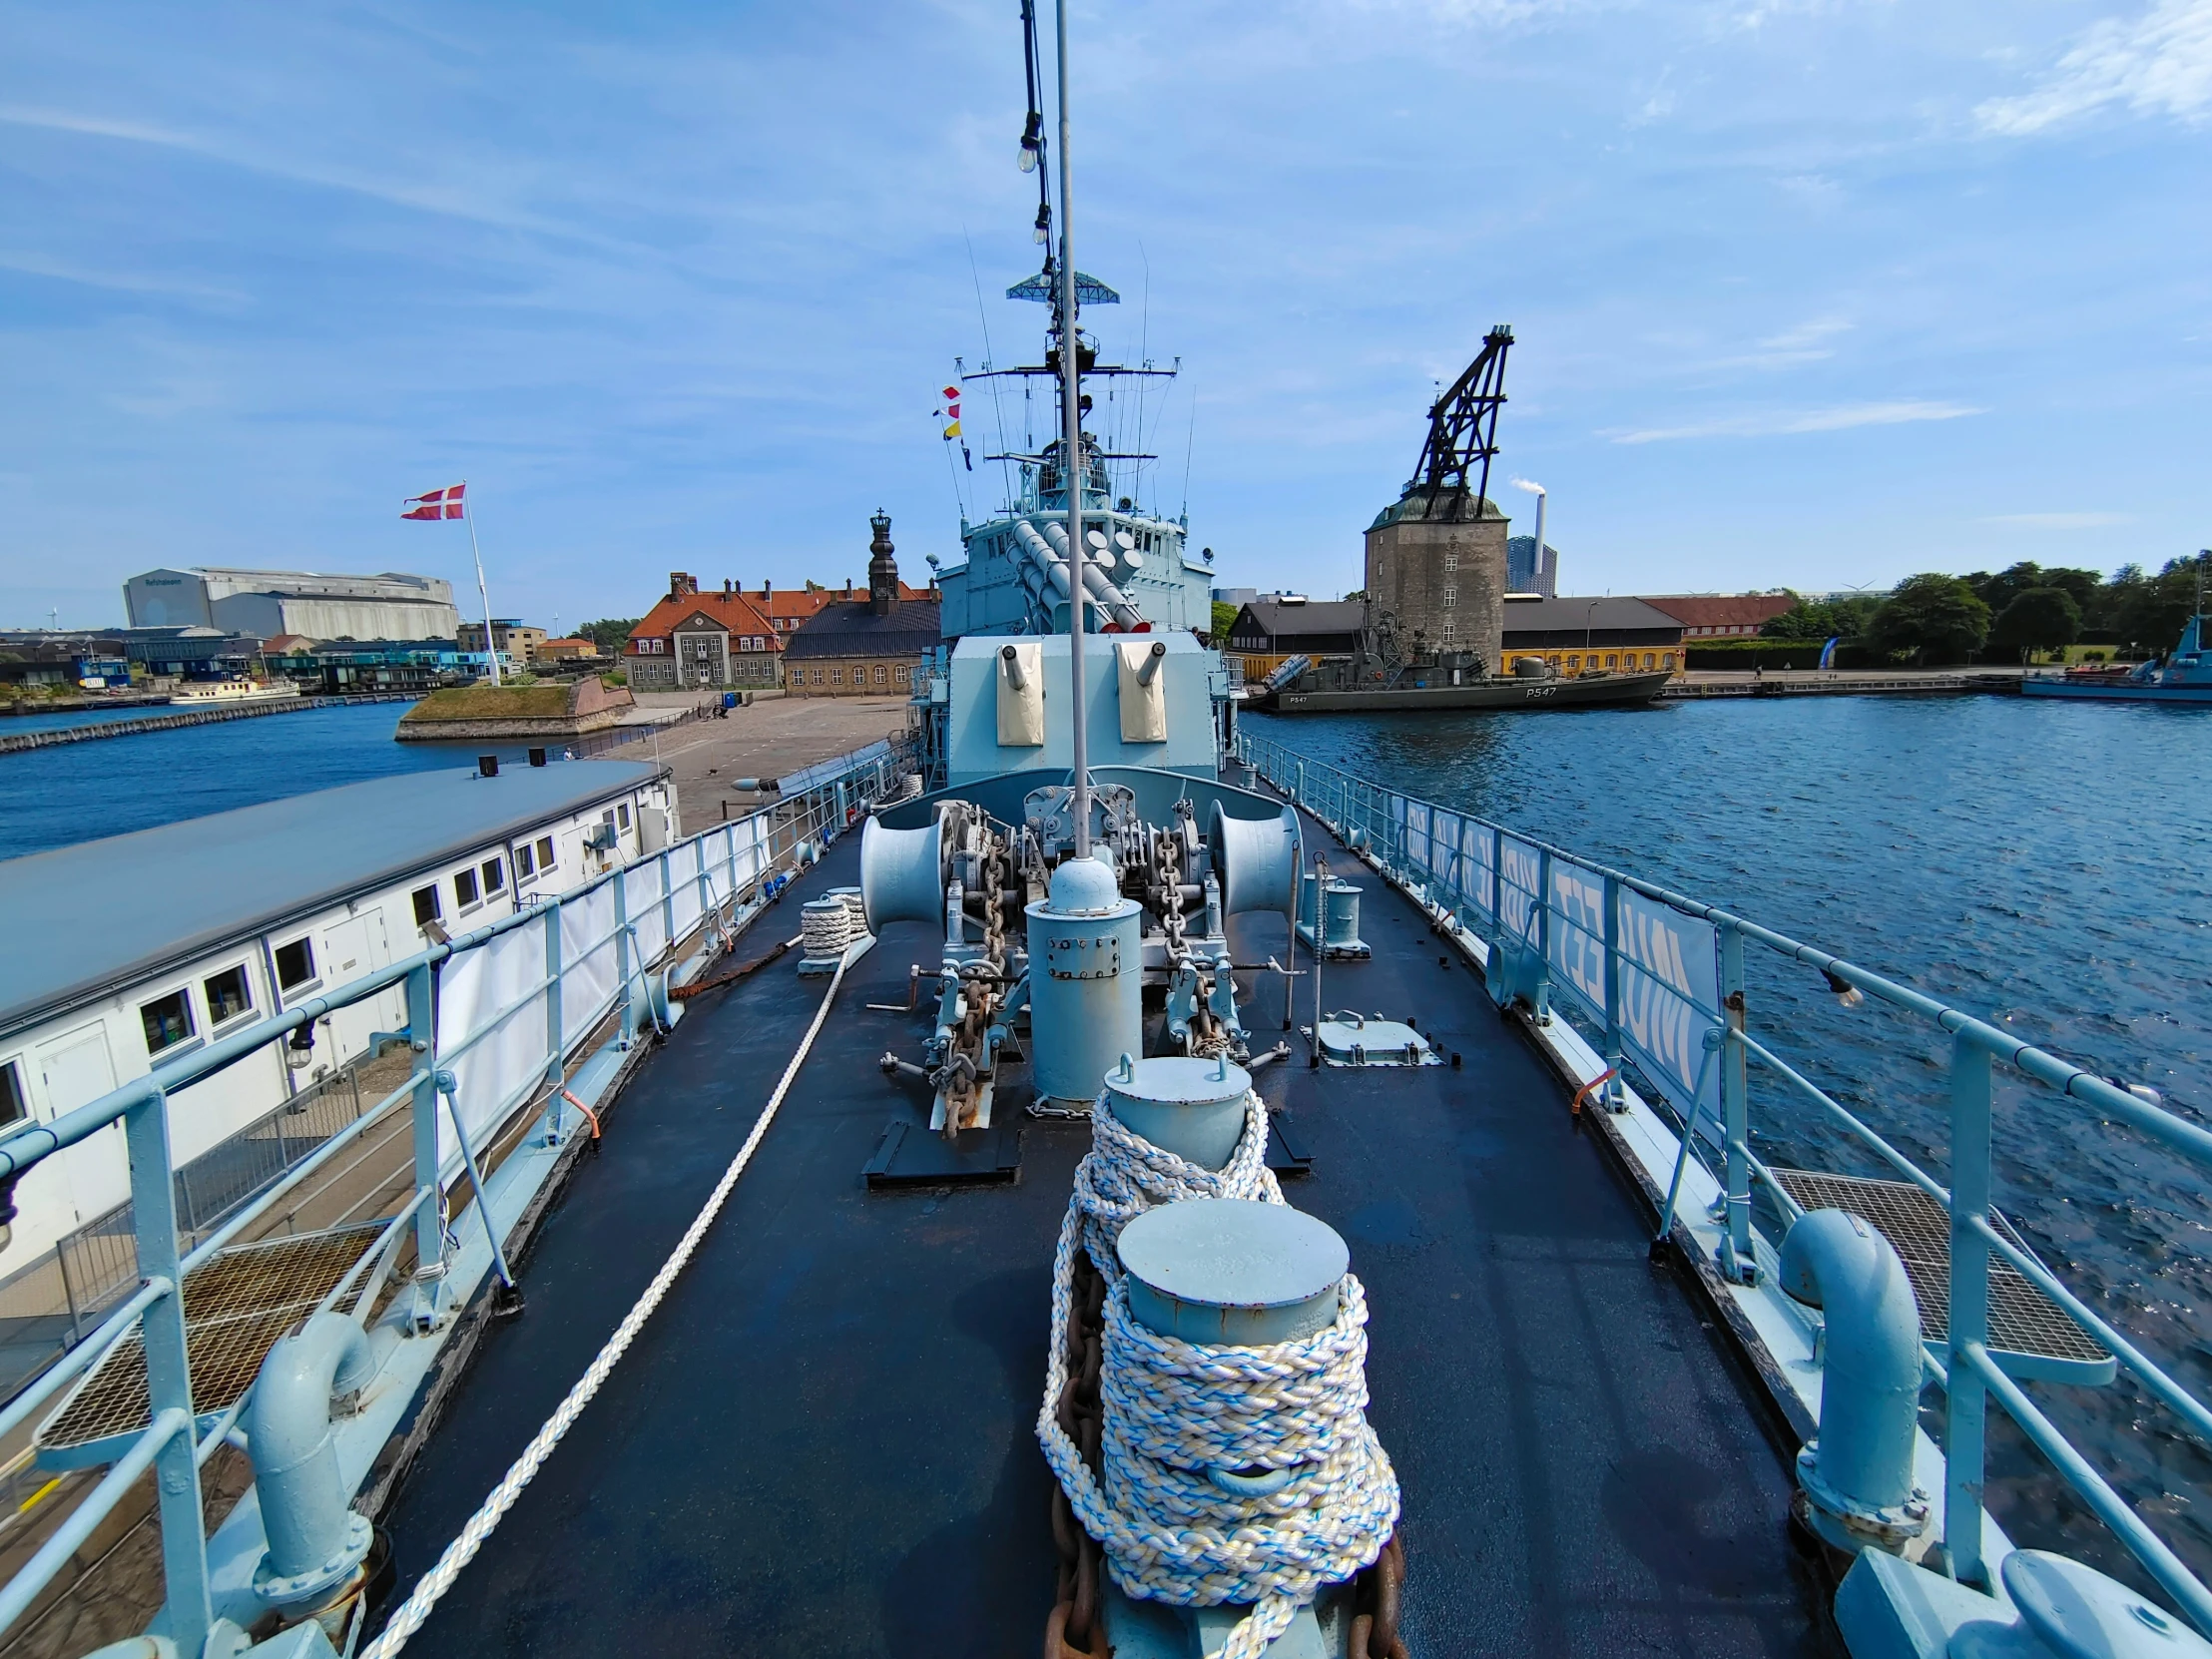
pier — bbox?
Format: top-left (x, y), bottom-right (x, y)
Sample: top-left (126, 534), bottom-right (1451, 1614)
top-left (0, 694), bottom-right (418, 755)
top-left (1661, 668), bottom-right (2023, 699)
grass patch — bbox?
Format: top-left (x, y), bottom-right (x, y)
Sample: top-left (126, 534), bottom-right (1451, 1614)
top-left (400, 685), bottom-right (573, 723)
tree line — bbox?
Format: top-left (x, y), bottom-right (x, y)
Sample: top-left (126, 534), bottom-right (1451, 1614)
top-left (1761, 554), bottom-right (2208, 664)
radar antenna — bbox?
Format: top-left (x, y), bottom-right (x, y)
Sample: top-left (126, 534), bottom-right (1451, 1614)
top-left (1406, 325), bottom-right (1513, 518)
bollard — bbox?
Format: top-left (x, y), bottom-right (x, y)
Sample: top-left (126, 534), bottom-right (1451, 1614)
top-left (1104, 1054), bottom-right (1251, 1173)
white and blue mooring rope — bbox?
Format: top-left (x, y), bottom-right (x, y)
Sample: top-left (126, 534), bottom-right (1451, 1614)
top-left (359, 935), bottom-right (872, 1659)
top-left (1036, 1092), bottom-right (1401, 1659)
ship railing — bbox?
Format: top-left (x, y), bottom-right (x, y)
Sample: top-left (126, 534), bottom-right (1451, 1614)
top-left (0, 733), bottom-right (913, 1655)
top-left (1237, 730), bottom-right (2212, 1632)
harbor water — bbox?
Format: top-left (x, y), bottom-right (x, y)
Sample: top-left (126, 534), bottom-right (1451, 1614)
top-left (0, 702), bottom-right (636, 861)
top-left (1250, 696), bottom-right (2212, 1586)
top-left (0, 693), bottom-right (2203, 1584)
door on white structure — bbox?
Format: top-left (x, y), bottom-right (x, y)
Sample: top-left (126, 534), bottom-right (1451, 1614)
top-left (36, 1023), bottom-right (123, 1238)
top-left (317, 910), bottom-right (395, 1077)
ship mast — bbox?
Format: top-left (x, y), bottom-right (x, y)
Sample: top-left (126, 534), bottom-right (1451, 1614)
top-left (1054, 0), bottom-right (1090, 858)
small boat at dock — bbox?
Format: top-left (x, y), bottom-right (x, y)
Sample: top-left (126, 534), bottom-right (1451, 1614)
top-left (2021, 611), bottom-right (2212, 704)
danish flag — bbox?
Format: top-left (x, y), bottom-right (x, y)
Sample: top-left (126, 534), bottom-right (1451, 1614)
top-left (401, 483), bottom-right (466, 521)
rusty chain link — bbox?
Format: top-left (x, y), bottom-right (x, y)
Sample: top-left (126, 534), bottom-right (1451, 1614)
top-left (1045, 1250), bottom-right (1110, 1656)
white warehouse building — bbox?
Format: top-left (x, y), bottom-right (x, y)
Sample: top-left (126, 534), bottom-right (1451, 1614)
top-left (124, 567), bottom-right (461, 641)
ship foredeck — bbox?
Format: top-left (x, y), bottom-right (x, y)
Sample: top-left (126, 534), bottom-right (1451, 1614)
top-left (374, 803), bottom-right (1832, 1656)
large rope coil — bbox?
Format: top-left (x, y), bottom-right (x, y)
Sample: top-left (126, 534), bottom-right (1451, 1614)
top-left (1038, 1090), bottom-right (1401, 1659)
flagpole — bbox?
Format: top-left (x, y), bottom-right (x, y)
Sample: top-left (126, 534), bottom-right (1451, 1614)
top-left (464, 481), bottom-right (500, 687)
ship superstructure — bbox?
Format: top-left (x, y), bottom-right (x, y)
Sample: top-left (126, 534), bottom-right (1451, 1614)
top-left (931, 270), bottom-right (1217, 640)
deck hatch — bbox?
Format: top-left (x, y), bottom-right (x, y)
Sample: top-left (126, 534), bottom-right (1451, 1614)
top-left (36, 1221), bottom-right (384, 1467)
top-left (1767, 1168), bottom-right (2114, 1384)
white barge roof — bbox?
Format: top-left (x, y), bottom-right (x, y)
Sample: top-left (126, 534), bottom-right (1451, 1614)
top-left (0, 760), bottom-right (662, 1038)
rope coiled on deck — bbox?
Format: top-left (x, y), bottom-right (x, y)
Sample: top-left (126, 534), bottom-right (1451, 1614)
top-left (1037, 1092), bottom-right (1399, 1659)
top-left (359, 936), bottom-right (871, 1659)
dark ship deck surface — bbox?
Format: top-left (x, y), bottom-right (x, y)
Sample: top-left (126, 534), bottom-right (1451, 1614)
top-left (374, 804), bottom-right (1834, 1657)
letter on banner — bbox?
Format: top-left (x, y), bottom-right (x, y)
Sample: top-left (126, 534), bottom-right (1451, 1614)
top-left (1403, 799), bottom-right (1430, 873)
top-left (1464, 825), bottom-right (1495, 919)
top-left (1616, 887), bottom-right (1722, 1135)
top-left (1545, 860), bottom-right (1608, 1021)
top-left (1498, 834), bottom-right (1541, 945)
top-left (1431, 810), bottom-right (1461, 905)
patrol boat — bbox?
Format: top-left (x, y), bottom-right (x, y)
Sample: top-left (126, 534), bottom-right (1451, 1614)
top-left (2021, 563), bottom-right (2212, 704)
top-left (0, 8), bottom-right (2207, 1659)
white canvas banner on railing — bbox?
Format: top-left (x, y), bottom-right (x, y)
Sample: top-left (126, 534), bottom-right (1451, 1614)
top-left (699, 828), bottom-right (735, 912)
top-left (669, 841), bottom-right (705, 941)
top-left (1546, 860), bottom-right (1608, 1022)
top-left (623, 863), bottom-right (669, 967)
top-left (1498, 834), bottom-right (1542, 945)
top-left (560, 884), bottom-right (621, 1044)
top-left (436, 915), bottom-right (554, 1179)
top-left (1617, 886), bottom-right (1721, 1128)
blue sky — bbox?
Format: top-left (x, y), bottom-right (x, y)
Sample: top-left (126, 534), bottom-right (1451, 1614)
top-left (2, 0), bottom-right (2207, 629)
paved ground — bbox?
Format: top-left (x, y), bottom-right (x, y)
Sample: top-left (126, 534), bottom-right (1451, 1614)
top-left (1674, 667), bottom-right (2023, 688)
top-left (624, 694), bottom-right (912, 825)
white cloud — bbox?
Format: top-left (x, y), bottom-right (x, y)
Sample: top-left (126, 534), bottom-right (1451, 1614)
top-left (1976, 0), bottom-right (2212, 134)
top-left (1609, 399), bottom-right (1983, 443)
top-left (0, 251), bottom-right (244, 302)
top-left (1759, 316), bottom-right (1851, 352)
top-left (1980, 511), bottom-right (2134, 528)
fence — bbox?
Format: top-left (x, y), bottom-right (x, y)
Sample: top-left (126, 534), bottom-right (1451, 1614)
top-left (0, 732), bottom-right (912, 1653)
top-left (1238, 730), bottom-right (2212, 1631)
top-left (0, 1062), bottom-right (381, 1403)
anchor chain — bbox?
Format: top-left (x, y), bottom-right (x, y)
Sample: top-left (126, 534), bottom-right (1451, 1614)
top-left (1045, 1247), bottom-right (1110, 1657)
top-left (942, 829), bottom-right (1012, 1138)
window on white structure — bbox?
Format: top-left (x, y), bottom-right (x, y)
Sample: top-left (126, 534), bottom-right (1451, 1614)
top-left (275, 936), bottom-right (317, 992)
top-left (141, 988), bottom-right (196, 1056)
top-left (0, 1060), bottom-right (23, 1130)
top-left (455, 866), bottom-right (481, 909)
top-left (618, 803), bottom-right (632, 830)
top-left (204, 964), bottom-right (253, 1026)
top-left (536, 835), bottom-right (556, 870)
top-left (412, 884), bottom-right (442, 927)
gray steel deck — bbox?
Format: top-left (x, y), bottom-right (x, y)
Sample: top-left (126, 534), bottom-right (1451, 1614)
top-left (372, 807), bottom-right (1834, 1656)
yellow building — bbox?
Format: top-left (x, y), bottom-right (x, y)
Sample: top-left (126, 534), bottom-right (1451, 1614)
top-left (1499, 595), bottom-right (1686, 678)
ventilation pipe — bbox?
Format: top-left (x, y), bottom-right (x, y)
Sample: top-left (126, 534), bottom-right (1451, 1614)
top-left (1778, 1209), bottom-right (1931, 1556)
top-left (247, 1312), bottom-right (379, 1609)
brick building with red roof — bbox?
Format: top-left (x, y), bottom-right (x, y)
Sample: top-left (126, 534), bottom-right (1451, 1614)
top-left (1637, 593), bottom-right (1797, 639)
top-left (624, 575), bottom-right (785, 690)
